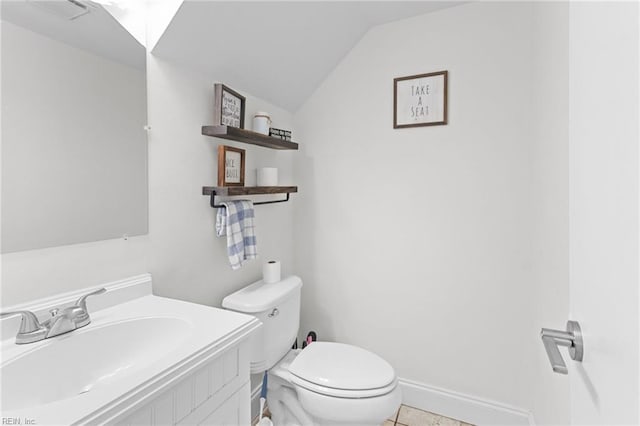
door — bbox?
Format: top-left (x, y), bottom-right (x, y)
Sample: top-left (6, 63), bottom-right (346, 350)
top-left (568, 1), bottom-right (639, 424)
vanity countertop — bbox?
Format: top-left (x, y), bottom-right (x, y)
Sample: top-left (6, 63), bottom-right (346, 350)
top-left (0, 275), bottom-right (261, 425)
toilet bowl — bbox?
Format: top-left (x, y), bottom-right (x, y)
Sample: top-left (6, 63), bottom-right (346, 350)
top-left (222, 276), bottom-right (402, 426)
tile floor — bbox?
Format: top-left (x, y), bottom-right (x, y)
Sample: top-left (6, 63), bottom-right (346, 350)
top-left (384, 405), bottom-right (473, 426)
top-left (255, 403), bottom-right (472, 426)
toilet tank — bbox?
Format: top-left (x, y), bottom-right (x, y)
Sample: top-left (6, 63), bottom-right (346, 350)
top-left (222, 275), bottom-right (302, 373)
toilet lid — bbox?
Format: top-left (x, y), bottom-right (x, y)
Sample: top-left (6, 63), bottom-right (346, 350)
top-left (288, 342), bottom-right (396, 392)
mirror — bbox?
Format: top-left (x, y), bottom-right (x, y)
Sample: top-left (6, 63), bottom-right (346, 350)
top-left (1, 0), bottom-right (148, 253)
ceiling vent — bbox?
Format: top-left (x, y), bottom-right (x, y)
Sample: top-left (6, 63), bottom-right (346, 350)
top-left (27, 0), bottom-right (91, 20)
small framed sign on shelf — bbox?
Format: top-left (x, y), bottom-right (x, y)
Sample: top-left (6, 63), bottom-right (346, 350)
top-left (218, 145), bottom-right (245, 186)
top-left (214, 84), bottom-right (246, 129)
top-left (394, 70), bottom-right (448, 128)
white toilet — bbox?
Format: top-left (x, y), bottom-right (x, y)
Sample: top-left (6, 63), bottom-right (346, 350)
top-left (222, 275), bottom-right (402, 426)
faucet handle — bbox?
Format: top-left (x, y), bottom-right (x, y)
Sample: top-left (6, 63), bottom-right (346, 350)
top-left (72, 288), bottom-right (106, 328)
top-left (75, 287), bottom-right (107, 312)
top-left (0, 310), bottom-right (47, 344)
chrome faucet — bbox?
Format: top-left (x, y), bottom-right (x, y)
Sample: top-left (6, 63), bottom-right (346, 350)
top-left (0, 288), bottom-right (106, 344)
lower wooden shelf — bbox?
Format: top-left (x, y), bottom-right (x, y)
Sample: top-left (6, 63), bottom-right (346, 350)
top-left (201, 186), bottom-right (298, 196)
top-left (202, 186), bottom-right (298, 208)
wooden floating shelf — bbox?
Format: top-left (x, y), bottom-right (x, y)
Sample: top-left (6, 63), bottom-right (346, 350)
top-left (202, 125), bottom-right (299, 150)
top-left (203, 186), bottom-right (298, 208)
top-left (202, 186), bottom-right (298, 196)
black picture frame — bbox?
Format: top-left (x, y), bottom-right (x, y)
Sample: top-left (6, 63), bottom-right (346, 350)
top-left (214, 83), bottom-right (246, 129)
top-left (394, 70), bottom-right (448, 128)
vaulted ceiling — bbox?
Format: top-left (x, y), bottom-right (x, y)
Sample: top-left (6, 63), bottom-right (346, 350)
top-left (1, 0), bottom-right (145, 69)
top-left (152, 1), bottom-right (463, 112)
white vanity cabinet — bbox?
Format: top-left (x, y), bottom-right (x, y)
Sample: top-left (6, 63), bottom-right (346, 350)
top-left (117, 341), bottom-right (252, 426)
top-left (0, 274), bottom-right (261, 426)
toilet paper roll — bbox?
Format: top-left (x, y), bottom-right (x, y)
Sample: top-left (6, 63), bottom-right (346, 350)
top-left (257, 168), bottom-right (278, 187)
top-left (263, 260), bottom-right (281, 284)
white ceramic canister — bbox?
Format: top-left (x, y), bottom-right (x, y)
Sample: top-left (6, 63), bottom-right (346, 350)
top-left (252, 112), bottom-right (272, 135)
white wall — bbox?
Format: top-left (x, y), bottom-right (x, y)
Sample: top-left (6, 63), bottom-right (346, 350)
top-left (293, 2), bottom-right (569, 422)
top-left (144, 51), bottom-right (295, 416)
top-left (146, 53), bottom-right (296, 307)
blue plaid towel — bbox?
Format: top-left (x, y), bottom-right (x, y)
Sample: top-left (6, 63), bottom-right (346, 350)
top-left (215, 200), bottom-right (257, 270)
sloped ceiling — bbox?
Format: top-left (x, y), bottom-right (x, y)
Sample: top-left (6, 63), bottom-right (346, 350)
top-left (152, 1), bottom-right (464, 112)
top-left (1, 0), bottom-right (145, 69)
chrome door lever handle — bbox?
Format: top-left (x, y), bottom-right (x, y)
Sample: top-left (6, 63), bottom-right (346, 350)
top-left (540, 320), bottom-right (583, 375)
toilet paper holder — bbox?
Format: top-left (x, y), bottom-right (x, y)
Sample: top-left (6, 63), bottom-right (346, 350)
top-left (209, 190), bottom-right (290, 208)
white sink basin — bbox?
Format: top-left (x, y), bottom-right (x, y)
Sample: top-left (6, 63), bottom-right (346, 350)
top-left (1, 317), bottom-right (190, 411)
top-left (0, 283), bottom-right (260, 425)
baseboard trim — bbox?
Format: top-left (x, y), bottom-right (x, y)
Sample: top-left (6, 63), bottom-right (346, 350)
top-left (398, 378), bottom-right (535, 426)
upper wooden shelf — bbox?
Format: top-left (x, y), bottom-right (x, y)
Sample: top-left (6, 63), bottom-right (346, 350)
top-left (202, 186), bottom-right (298, 196)
top-left (202, 125), bottom-right (299, 150)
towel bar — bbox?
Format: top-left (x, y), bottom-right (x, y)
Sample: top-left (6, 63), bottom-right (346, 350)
top-left (210, 191), bottom-right (290, 208)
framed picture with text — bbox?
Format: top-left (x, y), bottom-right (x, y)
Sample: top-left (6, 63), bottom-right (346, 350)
top-left (394, 70), bottom-right (448, 128)
top-left (217, 145), bottom-right (245, 187)
top-left (214, 83), bottom-right (246, 129)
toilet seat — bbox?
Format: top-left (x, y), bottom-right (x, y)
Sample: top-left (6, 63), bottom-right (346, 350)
top-left (288, 342), bottom-right (397, 399)
top-left (291, 375), bottom-right (398, 398)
